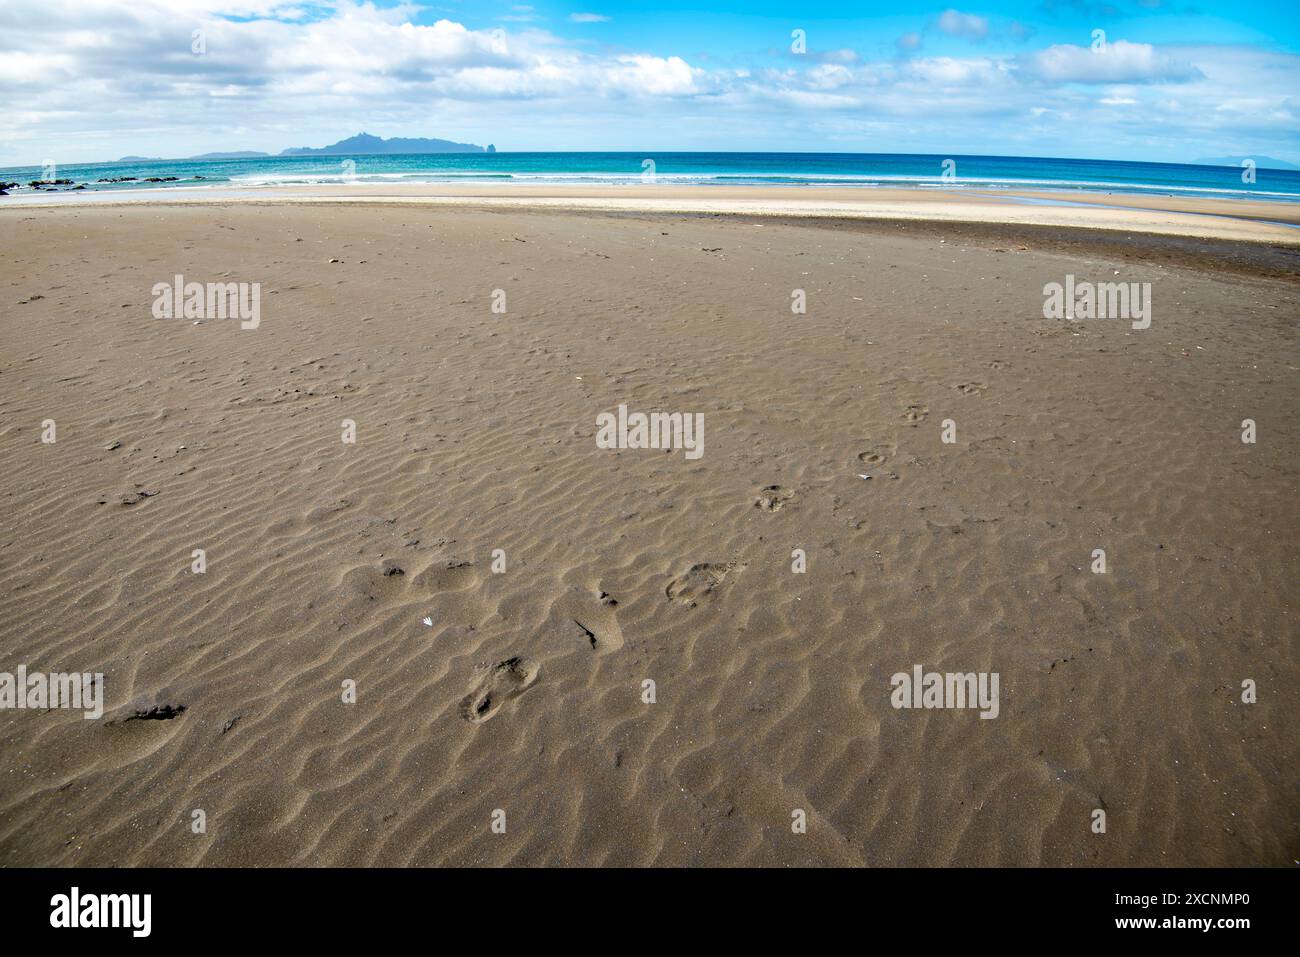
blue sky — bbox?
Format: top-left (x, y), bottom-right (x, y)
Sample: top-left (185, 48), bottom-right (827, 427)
top-left (461, 1), bottom-right (1297, 56)
top-left (1, 1), bottom-right (1297, 165)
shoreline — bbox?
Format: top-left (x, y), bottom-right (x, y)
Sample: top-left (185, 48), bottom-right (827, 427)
top-left (4, 183), bottom-right (1300, 246)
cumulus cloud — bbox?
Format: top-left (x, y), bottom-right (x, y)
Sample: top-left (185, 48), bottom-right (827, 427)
top-left (905, 56), bottom-right (1011, 88)
top-left (1022, 40), bottom-right (1203, 84)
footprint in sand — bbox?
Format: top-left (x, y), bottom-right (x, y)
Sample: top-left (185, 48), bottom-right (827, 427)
top-left (548, 584), bottom-right (626, 652)
top-left (411, 558), bottom-right (477, 593)
top-left (954, 382), bottom-right (986, 396)
top-left (460, 657), bottom-right (539, 724)
top-left (337, 562), bottom-right (413, 602)
top-left (901, 404), bottom-right (929, 424)
top-left (753, 485), bottom-right (794, 511)
top-left (666, 562), bottom-right (736, 606)
top-left (857, 445), bottom-right (894, 466)
top-left (105, 702), bottom-right (187, 725)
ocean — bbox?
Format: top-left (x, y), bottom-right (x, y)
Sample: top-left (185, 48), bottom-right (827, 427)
top-left (3, 152), bottom-right (1299, 201)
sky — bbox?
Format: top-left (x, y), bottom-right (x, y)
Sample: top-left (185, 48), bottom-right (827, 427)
top-left (1, 0), bottom-right (1297, 166)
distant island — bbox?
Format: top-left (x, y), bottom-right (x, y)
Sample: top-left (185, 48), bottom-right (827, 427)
top-left (118, 133), bottom-right (493, 163)
top-left (1193, 155), bottom-right (1299, 171)
top-left (190, 151), bottom-right (273, 160)
top-left (282, 133), bottom-right (491, 156)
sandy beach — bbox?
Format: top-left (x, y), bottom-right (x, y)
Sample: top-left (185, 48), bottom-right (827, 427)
top-left (0, 194), bottom-right (1295, 866)
top-left (9, 183), bottom-right (1300, 244)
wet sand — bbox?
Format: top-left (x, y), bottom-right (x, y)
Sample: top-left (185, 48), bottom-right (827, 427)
top-left (7, 183), bottom-right (1300, 244)
top-left (0, 200), bottom-right (1295, 865)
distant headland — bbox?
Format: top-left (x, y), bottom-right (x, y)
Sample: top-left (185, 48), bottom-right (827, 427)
top-left (118, 133), bottom-right (493, 163)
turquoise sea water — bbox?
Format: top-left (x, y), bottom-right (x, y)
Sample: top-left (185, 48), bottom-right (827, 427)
top-left (3, 152), bottom-right (1299, 201)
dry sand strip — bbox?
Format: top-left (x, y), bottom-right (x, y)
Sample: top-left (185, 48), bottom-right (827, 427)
top-left (6, 183), bottom-right (1300, 246)
top-left (0, 202), bottom-right (1295, 866)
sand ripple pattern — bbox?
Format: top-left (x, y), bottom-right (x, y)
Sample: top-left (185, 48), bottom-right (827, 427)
top-left (0, 206), bottom-right (1295, 866)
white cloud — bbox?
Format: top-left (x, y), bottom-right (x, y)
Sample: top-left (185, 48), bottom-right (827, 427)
top-left (1022, 40), bottom-right (1203, 84)
top-left (905, 56), bottom-right (1010, 87)
top-left (610, 55), bottom-right (697, 96)
top-left (569, 13), bottom-right (610, 22)
top-left (803, 64), bottom-right (856, 90)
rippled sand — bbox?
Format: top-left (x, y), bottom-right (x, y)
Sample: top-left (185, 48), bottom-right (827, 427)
top-left (0, 202), bottom-right (1295, 865)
